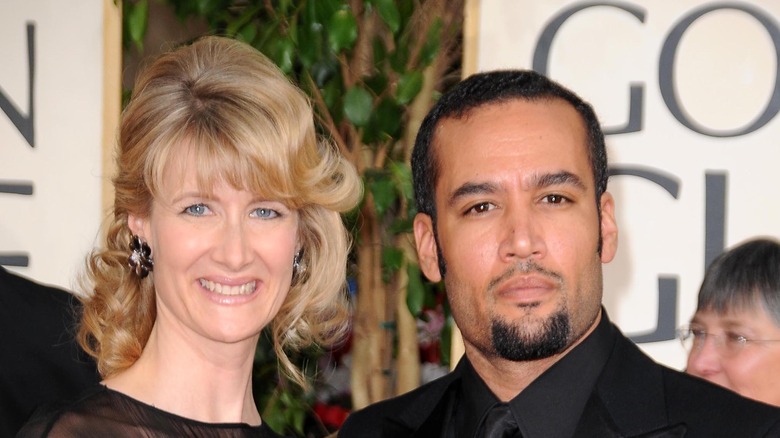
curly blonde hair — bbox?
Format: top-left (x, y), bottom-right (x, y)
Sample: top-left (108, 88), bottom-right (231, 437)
top-left (79, 36), bottom-right (361, 387)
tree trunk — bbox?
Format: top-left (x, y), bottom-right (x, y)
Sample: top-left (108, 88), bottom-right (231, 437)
top-left (394, 234), bottom-right (420, 395)
top-left (350, 197), bottom-right (392, 408)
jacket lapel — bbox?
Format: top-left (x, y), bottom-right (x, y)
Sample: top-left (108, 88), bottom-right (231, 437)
top-left (577, 319), bottom-right (688, 437)
top-left (382, 361), bottom-right (464, 437)
top-left (409, 384), bottom-right (458, 438)
top-left (628, 424), bottom-right (687, 438)
top-left (575, 389), bottom-right (687, 438)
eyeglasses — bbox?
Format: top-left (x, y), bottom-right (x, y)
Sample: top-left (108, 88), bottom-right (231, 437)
top-left (676, 325), bottom-right (780, 357)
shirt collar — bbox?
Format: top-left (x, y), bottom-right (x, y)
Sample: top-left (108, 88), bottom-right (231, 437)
top-left (459, 357), bottom-right (500, 438)
top-left (457, 309), bottom-right (616, 438)
top-left (509, 309), bottom-right (615, 438)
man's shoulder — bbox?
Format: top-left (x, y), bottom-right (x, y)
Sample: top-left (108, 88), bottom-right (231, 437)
top-left (0, 267), bottom-right (77, 310)
top-left (339, 370), bottom-right (458, 437)
top-left (605, 331), bottom-right (780, 434)
top-left (661, 365), bottom-right (780, 430)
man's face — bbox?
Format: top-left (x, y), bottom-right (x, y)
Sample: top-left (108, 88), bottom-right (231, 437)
top-left (413, 98), bottom-right (618, 362)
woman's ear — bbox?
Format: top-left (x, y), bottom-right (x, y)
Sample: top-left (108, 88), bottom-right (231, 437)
top-left (128, 214), bottom-right (148, 239)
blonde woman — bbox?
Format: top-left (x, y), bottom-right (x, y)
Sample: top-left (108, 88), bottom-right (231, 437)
top-left (19, 36), bottom-right (360, 436)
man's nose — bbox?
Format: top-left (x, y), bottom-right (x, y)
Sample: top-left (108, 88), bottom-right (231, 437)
top-left (499, 206), bottom-right (545, 262)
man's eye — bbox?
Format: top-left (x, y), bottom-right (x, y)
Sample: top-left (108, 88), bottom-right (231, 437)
top-left (184, 204), bottom-right (210, 216)
top-left (542, 194), bottom-right (568, 204)
top-left (466, 202), bottom-right (495, 215)
top-left (252, 208), bottom-right (279, 219)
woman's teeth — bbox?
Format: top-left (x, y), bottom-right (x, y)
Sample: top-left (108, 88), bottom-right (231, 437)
top-left (199, 279), bottom-right (256, 295)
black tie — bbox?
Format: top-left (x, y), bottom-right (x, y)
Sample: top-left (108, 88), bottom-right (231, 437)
top-left (476, 403), bottom-right (520, 437)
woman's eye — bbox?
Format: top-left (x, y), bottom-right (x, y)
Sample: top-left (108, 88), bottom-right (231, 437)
top-left (726, 332), bottom-right (748, 345)
top-left (252, 208), bottom-right (279, 219)
top-left (184, 204), bottom-right (210, 216)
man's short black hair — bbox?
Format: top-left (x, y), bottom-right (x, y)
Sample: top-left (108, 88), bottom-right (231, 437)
top-left (411, 70), bottom-right (608, 221)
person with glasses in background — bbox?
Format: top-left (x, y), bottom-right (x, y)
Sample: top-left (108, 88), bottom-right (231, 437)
top-left (678, 237), bottom-right (780, 407)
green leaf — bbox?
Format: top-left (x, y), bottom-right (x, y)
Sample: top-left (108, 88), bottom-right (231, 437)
top-left (343, 86), bottom-right (373, 127)
top-left (360, 97), bottom-right (399, 143)
top-left (389, 216), bottom-right (414, 235)
top-left (362, 113), bottom-right (382, 144)
top-left (374, 98), bottom-right (402, 138)
top-left (237, 23), bottom-right (258, 45)
top-left (440, 313), bottom-right (452, 367)
top-left (390, 160), bottom-right (413, 204)
top-left (225, 5), bottom-right (260, 38)
top-left (375, 0), bottom-right (401, 34)
top-left (367, 173), bottom-right (397, 217)
top-left (277, 0), bottom-right (293, 18)
top-left (256, 20), bottom-right (281, 54)
top-left (406, 263), bottom-right (425, 316)
top-left (328, 9), bottom-right (358, 53)
top-left (311, 59), bottom-right (338, 88)
top-left (298, 16), bottom-right (324, 69)
top-left (276, 38), bottom-right (295, 73)
top-left (364, 73), bottom-right (389, 97)
top-left (371, 36), bottom-right (388, 69)
top-left (127, 0), bottom-right (148, 51)
top-left (389, 41), bottom-right (409, 73)
top-left (292, 408), bottom-right (305, 435)
top-left (419, 18), bottom-right (443, 67)
top-left (397, 0), bottom-right (415, 25)
top-left (396, 70), bottom-right (423, 105)
top-left (195, 0), bottom-right (210, 15)
top-left (312, 0), bottom-right (340, 25)
top-left (322, 80), bottom-right (343, 120)
top-left (382, 247), bottom-right (404, 283)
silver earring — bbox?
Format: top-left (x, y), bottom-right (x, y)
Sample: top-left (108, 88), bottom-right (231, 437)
top-left (128, 235), bottom-right (154, 278)
top-left (292, 250), bottom-right (305, 283)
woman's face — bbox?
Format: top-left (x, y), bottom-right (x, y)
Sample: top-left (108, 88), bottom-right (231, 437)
top-left (129, 151), bottom-right (299, 347)
top-left (686, 304), bottom-right (780, 406)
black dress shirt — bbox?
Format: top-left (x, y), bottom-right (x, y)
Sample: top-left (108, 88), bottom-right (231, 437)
top-left (448, 312), bottom-right (614, 438)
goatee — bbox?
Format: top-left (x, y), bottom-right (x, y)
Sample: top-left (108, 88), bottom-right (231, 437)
top-left (491, 310), bottom-right (570, 361)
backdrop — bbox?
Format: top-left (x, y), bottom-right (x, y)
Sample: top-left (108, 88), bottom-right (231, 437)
top-left (465, 0), bottom-right (780, 369)
top-left (0, 0), bottom-right (120, 291)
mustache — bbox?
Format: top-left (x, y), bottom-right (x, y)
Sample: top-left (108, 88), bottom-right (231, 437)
top-left (487, 260), bottom-right (563, 293)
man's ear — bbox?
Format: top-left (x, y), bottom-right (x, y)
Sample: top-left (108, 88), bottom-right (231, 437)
top-left (599, 192), bottom-right (619, 264)
top-left (413, 213), bottom-right (442, 282)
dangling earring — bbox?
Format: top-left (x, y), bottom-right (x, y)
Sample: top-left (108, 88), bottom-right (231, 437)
top-left (128, 235), bottom-right (154, 278)
top-left (292, 249), bottom-right (305, 284)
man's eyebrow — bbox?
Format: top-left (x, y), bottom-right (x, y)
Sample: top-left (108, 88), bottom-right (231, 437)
top-left (448, 182), bottom-right (498, 207)
top-left (532, 171), bottom-right (587, 191)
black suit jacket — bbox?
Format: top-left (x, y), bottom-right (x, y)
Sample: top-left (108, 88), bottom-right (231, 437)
top-left (0, 267), bottom-right (100, 437)
top-left (340, 320), bottom-right (780, 437)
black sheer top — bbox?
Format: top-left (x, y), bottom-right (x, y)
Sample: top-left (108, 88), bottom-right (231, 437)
top-left (17, 385), bottom-right (285, 437)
